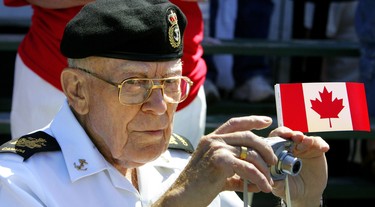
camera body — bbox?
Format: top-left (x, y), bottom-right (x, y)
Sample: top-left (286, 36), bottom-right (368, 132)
top-left (264, 137), bottom-right (302, 180)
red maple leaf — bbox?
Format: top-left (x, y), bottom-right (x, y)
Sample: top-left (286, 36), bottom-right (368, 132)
top-left (310, 86), bottom-right (345, 128)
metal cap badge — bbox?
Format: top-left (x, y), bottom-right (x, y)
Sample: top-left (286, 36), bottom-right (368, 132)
top-left (168, 9), bottom-right (181, 48)
top-left (61, 0), bottom-right (187, 61)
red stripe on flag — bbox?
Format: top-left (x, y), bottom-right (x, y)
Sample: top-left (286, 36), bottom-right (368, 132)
top-left (280, 84), bottom-right (308, 132)
top-left (346, 82), bottom-right (370, 131)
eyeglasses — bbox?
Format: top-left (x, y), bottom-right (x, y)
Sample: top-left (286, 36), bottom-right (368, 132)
top-left (74, 67), bottom-right (193, 105)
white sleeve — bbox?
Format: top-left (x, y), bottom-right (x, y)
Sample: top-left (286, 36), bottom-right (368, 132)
top-left (0, 161), bottom-right (46, 207)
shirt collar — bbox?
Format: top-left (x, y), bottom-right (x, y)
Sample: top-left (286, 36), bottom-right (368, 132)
top-left (47, 101), bottom-right (190, 193)
top-left (49, 101), bottom-right (108, 182)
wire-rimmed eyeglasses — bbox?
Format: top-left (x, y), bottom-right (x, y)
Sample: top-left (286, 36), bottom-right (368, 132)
top-left (73, 67), bottom-right (193, 105)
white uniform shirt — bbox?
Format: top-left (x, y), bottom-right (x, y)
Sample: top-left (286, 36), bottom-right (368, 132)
top-left (0, 101), bottom-right (244, 207)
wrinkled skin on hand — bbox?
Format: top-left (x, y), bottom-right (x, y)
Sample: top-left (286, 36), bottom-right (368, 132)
top-left (269, 127), bottom-right (329, 207)
top-left (154, 116), bottom-right (329, 207)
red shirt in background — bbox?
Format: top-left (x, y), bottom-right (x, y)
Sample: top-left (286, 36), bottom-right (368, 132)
top-left (5, 0), bottom-right (206, 111)
top-left (170, 0), bottom-right (207, 110)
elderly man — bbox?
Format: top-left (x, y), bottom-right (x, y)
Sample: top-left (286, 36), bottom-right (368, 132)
top-left (0, 0), bottom-right (329, 206)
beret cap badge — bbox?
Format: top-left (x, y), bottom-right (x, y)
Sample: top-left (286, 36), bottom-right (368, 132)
top-left (167, 9), bottom-right (181, 49)
top-left (60, 0), bottom-right (187, 61)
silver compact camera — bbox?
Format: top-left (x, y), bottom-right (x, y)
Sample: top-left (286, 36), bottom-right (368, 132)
top-left (264, 137), bottom-right (302, 180)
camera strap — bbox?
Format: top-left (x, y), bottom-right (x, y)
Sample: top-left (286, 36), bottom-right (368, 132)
top-left (285, 175), bottom-right (292, 207)
top-left (242, 176), bottom-right (293, 207)
top-left (243, 179), bottom-right (250, 207)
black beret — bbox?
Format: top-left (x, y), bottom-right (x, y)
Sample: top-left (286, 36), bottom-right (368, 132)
top-left (60, 0), bottom-right (186, 61)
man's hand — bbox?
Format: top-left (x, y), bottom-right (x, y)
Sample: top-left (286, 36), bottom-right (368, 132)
top-left (154, 116), bottom-right (329, 207)
top-left (270, 127), bottom-right (329, 207)
top-left (155, 116), bottom-right (278, 206)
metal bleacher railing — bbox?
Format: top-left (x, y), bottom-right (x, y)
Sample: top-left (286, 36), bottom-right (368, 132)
top-left (202, 38), bottom-right (375, 205)
top-left (1, 28), bottom-right (375, 205)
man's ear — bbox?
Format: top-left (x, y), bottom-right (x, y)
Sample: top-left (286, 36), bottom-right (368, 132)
top-left (61, 69), bottom-right (89, 115)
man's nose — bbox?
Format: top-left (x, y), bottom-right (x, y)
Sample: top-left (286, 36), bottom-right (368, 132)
top-left (142, 88), bottom-right (168, 115)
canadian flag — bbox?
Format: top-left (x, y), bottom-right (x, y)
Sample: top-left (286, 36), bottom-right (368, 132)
top-left (274, 82), bottom-right (370, 133)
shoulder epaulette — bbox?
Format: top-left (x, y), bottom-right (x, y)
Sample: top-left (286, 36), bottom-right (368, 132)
top-left (0, 132), bottom-right (193, 159)
top-left (0, 131), bottom-right (61, 161)
top-left (168, 133), bottom-right (194, 153)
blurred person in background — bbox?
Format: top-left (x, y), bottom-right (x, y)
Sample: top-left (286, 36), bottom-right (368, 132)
top-left (5, 0), bottom-right (207, 149)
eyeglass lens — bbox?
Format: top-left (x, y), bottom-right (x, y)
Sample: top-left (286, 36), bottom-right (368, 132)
top-left (119, 78), bottom-right (190, 105)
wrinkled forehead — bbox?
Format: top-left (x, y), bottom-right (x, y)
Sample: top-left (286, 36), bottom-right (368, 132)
top-left (87, 57), bottom-right (183, 76)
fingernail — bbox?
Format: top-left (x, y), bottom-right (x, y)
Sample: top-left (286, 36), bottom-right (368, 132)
top-left (264, 117), bottom-right (272, 122)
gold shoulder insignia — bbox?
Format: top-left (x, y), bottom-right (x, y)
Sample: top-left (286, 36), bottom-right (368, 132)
top-left (168, 133), bottom-right (194, 153)
top-left (0, 131), bottom-right (61, 161)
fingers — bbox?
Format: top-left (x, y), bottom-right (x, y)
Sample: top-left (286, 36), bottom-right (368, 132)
top-left (293, 136), bottom-right (330, 158)
top-left (226, 176), bottom-right (262, 193)
top-left (234, 146), bottom-right (274, 192)
top-left (189, 140), bottom-right (274, 193)
top-left (269, 126), bottom-right (304, 142)
top-left (208, 115), bottom-right (277, 165)
top-left (213, 116), bottom-right (273, 134)
top-left (269, 126), bottom-right (330, 158)
top-left (237, 146), bottom-right (270, 178)
top-left (193, 138), bottom-right (275, 193)
top-left (239, 146), bottom-right (248, 160)
top-left (204, 119), bottom-right (329, 202)
top-left (271, 179), bottom-right (284, 196)
top-left (197, 118), bottom-right (278, 192)
top-left (231, 152), bottom-right (273, 192)
top-left (219, 130), bottom-right (278, 165)
top-left (268, 128), bottom-right (329, 202)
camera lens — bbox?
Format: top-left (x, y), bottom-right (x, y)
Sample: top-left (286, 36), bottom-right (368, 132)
top-left (279, 152), bottom-right (302, 176)
top-left (264, 137), bottom-right (303, 180)
top-left (292, 159), bottom-right (302, 174)
top-left (271, 150), bottom-right (302, 180)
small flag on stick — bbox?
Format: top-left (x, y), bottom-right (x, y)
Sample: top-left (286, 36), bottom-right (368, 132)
top-left (274, 82), bottom-right (370, 133)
